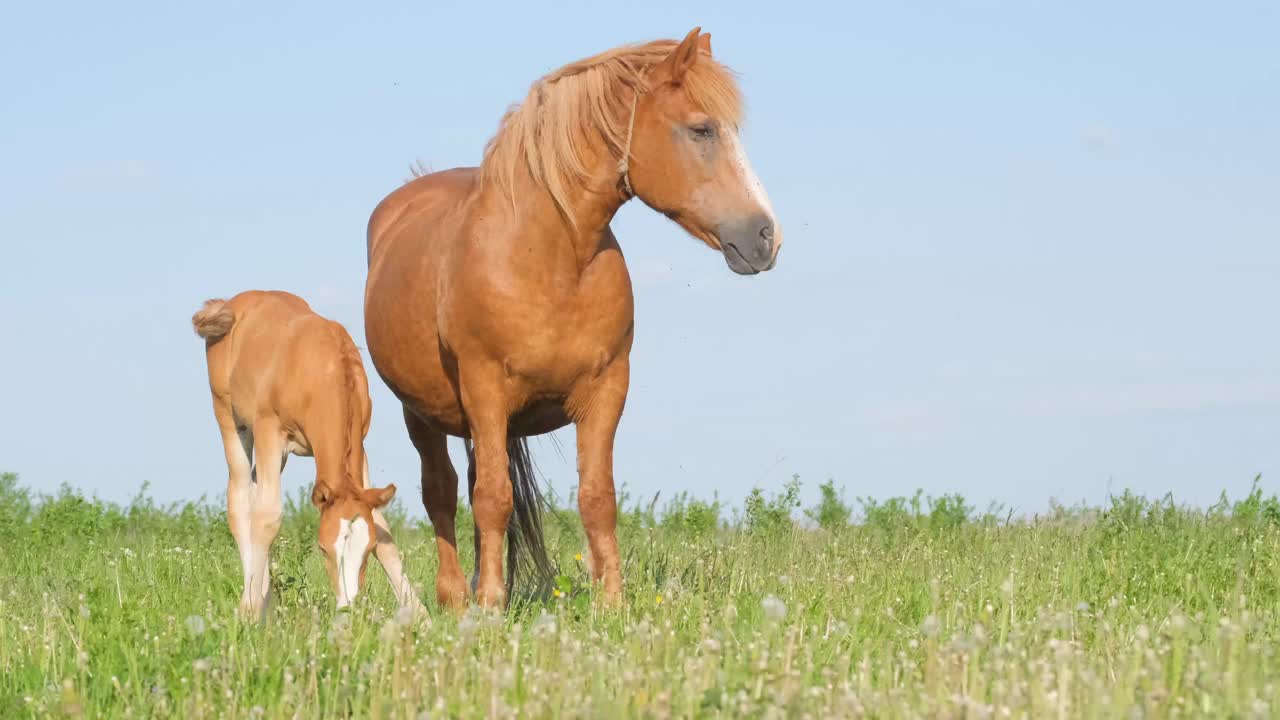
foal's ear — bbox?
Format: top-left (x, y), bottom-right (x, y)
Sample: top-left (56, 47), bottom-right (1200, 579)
top-left (697, 32), bottom-right (712, 56)
top-left (362, 483), bottom-right (397, 509)
top-left (656, 26), bottom-right (703, 84)
top-left (311, 482), bottom-right (332, 508)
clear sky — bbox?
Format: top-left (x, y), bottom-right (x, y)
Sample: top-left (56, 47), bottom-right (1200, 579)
top-left (2, 1), bottom-right (1278, 518)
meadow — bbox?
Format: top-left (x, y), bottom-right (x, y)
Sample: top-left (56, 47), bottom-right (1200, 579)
top-left (1, 470), bottom-right (1278, 719)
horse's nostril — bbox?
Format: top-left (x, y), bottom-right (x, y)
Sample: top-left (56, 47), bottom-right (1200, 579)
top-left (759, 223), bottom-right (774, 242)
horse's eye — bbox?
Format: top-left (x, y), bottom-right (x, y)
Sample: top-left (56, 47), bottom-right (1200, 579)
top-left (689, 123), bottom-right (716, 141)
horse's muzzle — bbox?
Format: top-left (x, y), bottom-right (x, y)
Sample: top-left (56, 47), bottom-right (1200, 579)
top-left (719, 214), bottom-right (778, 275)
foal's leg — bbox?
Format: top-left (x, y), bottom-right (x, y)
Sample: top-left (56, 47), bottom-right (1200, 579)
top-left (213, 400), bottom-right (255, 614)
top-left (362, 451), bottom-right (426, 613)
top-left (247, 418), bottom-right (285, 620)
top-left (405, 407), bottom-right (468, 609)
top-left (573, 359), bottom-right (629, 604)
top-left (458, 372), bottom-right (513, 609)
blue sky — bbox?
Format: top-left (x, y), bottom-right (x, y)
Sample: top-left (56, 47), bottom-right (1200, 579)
top-left (2, 1), bottom-right (1278, 517)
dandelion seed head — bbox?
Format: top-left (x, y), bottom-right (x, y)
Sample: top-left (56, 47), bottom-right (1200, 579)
top-left (184, 615), bottom-right (206, 636)
top-left (921, 615), bottom-right (941, 638)
top-left (394, 606), bottom-right (414, 626)
top-left (762, 595), bottom-right (786, 622)
top-left (531, 611), bottom-right (556, 637)
top-left (379, 619), bottom-right (401, 643)
top-left (458, 612), bottom-right (480, 639)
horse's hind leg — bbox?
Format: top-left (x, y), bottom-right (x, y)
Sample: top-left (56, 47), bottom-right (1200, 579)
top-left (213, 399), bottom-right (256, 616)
top-left (362, 453), bottom-right (426, 613)
top-left (465, 441), bottom-right (479, 596)
top-left (404, 407), bottom-right (469, 609)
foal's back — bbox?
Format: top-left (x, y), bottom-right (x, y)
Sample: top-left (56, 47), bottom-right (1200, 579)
top-left (199, 290), bottom-right (369, 438)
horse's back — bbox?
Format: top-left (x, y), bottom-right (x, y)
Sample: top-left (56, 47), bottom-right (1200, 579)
top-left (366, 167), bottom-right (478, 267)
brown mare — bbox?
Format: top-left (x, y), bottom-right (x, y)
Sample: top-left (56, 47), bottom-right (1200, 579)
top-left (364, 28), bottom-right (781, 610)
top-left (193, 290), bottom-right (423, 619)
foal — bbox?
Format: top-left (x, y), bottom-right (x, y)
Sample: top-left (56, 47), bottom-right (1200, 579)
top-left (192, 290), bottom-right (421, 619)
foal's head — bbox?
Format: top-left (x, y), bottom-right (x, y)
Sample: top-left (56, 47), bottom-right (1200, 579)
top-left (627, 28), bottom-right (783, 275)
top-left (312, 482), bottom-right (397, 608)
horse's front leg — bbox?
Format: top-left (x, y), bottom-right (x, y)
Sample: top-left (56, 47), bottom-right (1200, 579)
top-left (572, 359), bottom-right (629, 604)
top-left (458, 368), bottom-right (513, 609)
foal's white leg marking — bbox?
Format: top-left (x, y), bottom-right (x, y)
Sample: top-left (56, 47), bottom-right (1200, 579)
top-left (225, 425), bottom-right (256, 615)
top-left (371, 508), bottom-right (424, 611)
top-left (333, 516), bottom-right (371, 608)
top-left (246, 436), bottom-right (286, 620)
top-left (362, 457), bottom-right (424, 611)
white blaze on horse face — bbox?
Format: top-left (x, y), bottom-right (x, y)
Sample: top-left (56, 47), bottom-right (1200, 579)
top-left (333, 516), bottom-right (371, 608)
top-left (725, 128), bottom-right (781, 243)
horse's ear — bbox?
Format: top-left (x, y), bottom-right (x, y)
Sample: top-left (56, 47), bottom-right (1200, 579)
top-left (311, 482), bottom-right (332, 508)
top-left (697, 32), bottom-right (711, 56)
top-left (656, 26), bottom-right (702, 84)
top-left (362, 483), bottom-right (397, 509)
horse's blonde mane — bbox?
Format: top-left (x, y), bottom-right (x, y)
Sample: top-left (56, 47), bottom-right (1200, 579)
top-left (478, 39), bottom-right (743, 223)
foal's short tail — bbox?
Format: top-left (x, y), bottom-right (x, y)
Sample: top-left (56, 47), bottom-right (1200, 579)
top-left (191, 298), bottom-right (235, 341)
top-left (504, 437), bottom-right (555, 600)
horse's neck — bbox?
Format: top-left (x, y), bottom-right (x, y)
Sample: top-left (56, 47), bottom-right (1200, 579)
top-left (477, 159), bottom-right (626, 274)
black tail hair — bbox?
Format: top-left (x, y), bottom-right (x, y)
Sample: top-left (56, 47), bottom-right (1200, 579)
top-left (504, 436), bottom-right (555, 600)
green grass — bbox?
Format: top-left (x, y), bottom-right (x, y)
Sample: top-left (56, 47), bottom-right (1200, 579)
top-left (2, 469), bottom-right (1279, 718)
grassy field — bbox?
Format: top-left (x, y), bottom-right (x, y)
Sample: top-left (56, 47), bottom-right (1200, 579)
top-left (2, 471), bottom-right (1278, 719)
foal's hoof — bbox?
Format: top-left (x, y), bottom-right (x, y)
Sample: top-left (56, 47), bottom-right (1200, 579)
top-left (237, 597), bottom-right (270, 624)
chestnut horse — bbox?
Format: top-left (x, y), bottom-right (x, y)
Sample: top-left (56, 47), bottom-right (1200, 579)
top-left (364, 27), bottom-right (781, 609)
top-left (193, 290), bottom-right (422, 619)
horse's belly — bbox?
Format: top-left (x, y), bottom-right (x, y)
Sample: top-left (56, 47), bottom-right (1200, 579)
top-left (365, 291), bottom-right (468, 436)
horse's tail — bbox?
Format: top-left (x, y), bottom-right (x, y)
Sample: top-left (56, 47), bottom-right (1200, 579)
top-left (505, 437), bottom-right (555, 600)
top-left (191, 298), bottom-right (235, 341)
